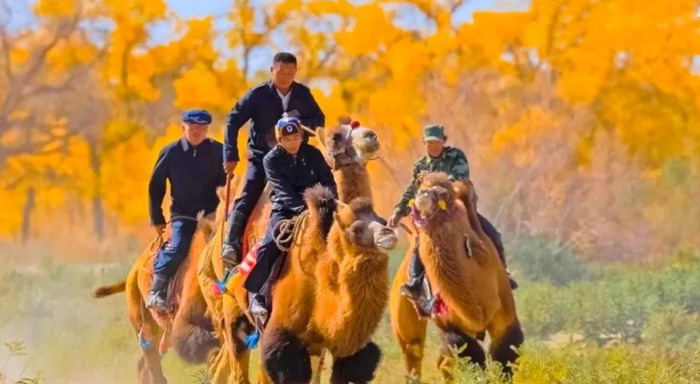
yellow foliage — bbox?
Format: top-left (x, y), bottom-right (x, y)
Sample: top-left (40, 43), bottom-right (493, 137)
top-left (173, 64), bottom-right (226, 112)
top-left (3, 0), bottom-right (700, 259)
top-left (101, 130), bottom-right (152, 226)
top-left (34, 0), bottom-right (78, 16)
top-left (335, 4), bottom-right (397, 56)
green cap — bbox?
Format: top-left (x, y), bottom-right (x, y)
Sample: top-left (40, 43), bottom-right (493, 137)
top-left (423, 124), bottom-right (445, 141)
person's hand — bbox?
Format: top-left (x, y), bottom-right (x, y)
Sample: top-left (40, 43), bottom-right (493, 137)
top-left (388, 211), bottom-right (405, 228)
top-left (154, 224), bottom-right (166, 235)
top-left (223, 161), bottom-right (238, 175)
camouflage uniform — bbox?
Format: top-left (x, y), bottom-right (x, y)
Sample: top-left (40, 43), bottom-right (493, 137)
top-left (395, 125), bottom-right (516, 314)
top-left (393, 146), bottom-right (470, 217)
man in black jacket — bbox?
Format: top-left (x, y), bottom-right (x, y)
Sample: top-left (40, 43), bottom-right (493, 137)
top-left (147, 109), bottom-right (226, 312)
top-left (243, 115), bottom-right (337, 319)
top-left (222, 52), bottom-right (326, 267)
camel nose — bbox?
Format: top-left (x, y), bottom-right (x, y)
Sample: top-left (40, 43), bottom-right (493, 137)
top-left (375, 226), bottom-right (398, 250)
top-left (415, 192), bottom-right (434, 211)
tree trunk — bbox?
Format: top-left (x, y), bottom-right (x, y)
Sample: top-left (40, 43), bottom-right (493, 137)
top-left (20, 187), bottom-right (35, 245)
top-left (88, 139), bottom-right (105, 241)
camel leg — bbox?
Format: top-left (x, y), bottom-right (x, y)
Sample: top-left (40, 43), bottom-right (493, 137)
top-left (390, 253), bottom-right (428, 381)
top-left (436, 330), bottom-right (486, 383)
top-left (209, 346), bottom-right (229, 384)
top-left (486, 319), bottom-right (524, 377)
top-left (330, 341), bottom-right (381, 384)
top-left (257, 368), bottom-right (274, 384)
top-left (260, 327), bottom-right (312, 384)
top-left (223, 294), bottom-right (254, 384)
top-left (126, 266), bottom-right (167, 384)
top-left (141, 325), bottom-right (168, 384)
top-left (137, 356), bottom-right (151, 384)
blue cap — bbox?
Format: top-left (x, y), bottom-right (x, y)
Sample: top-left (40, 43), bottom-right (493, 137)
top-left (275, 115), bottom-right (302, 139)
top-left (182, 109), bottom-right (212, 124)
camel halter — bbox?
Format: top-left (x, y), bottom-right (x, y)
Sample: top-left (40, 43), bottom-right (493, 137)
top-left (409, 191), bottom-right (456, 228)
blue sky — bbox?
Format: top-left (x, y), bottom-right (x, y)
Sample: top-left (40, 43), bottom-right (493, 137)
top-left (164, 0), bottom-right (528, 22)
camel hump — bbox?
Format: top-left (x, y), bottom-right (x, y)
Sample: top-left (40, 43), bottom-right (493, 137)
top-left (304, 184), bottom-right (336, 211)
top-left (93, 280), bottom-right (126, 298)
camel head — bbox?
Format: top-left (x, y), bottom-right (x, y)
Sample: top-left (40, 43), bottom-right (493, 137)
top-left (412, 172), bottom-right (460, 225)
top-left (316, 116), bottom-right (381, 170)
top-left (334, 197), bottom-right (398, 254)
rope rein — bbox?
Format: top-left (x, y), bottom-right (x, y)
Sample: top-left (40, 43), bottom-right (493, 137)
top-left (272, 211), bottom-right (310, 252)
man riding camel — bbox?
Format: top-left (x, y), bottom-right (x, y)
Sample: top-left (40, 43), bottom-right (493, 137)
top-left (147, 109), bottom-right (226, 311)
top-left (222, 52), bottom-right (326, 268)
top-left (243, 114), bottom-right (338, 320)
top-left (388, 124), bottom-right (518, 311)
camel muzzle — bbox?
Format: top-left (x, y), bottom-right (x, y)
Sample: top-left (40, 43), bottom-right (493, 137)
top-left (369, 221), bottom-right (398, 252)
top-left (414, 191), bottom-right (437, 218)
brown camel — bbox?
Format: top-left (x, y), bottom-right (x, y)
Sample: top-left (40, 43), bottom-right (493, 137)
top-left (223, 185), bottom-right (397, 384)
top-left (196, 119), bottom-right (383, 384)
top-left (389, 172), bottom-right (524, 382)
top-left (93, 211), bottom-right (223, 384)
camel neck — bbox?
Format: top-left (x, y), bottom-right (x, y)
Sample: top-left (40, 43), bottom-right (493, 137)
top-left (315, 234), bottom-right (389, 357)
top-left (334, 162), bottom-right (372, 203)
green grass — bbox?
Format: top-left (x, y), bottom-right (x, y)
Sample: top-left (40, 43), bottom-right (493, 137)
top-left (2, 241), bottom-right (700, 383)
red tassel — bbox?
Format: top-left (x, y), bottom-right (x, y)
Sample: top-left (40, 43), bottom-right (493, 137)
top-left (350, 120), bottom-right (360, 129)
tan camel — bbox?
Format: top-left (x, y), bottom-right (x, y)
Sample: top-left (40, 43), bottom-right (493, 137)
top-left (93, 212), bottom-right (222, 384)
top-left (389, 172), bottom-right (524, 382)
top-left (222, 185), bottom-right (397, 384)
top-left (197, 119), bottom-right (382, 384)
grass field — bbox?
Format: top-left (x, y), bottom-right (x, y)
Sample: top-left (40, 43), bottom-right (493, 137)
top-left (2, 235), bottom-right (700, 384)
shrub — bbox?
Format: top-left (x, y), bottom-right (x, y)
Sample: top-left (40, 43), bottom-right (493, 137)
top-left (507, 235), bottom-right (590, 286)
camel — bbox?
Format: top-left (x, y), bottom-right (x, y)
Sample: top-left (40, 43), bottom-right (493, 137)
top-left (93, 211), bottom-right (224, 384)
top-left (389, 172), bottom-right (524, 382)
top-left (196, 118), bottom-right (383, 383)
top-left (220, 185), bottom-right (397, 384)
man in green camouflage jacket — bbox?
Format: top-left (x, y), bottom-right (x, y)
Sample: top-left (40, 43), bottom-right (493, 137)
top-left (388, 125), bottom-right (517, 310)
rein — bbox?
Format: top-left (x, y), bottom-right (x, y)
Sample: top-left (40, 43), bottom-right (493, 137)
top-left (273, 211), bottom-right (310, 252)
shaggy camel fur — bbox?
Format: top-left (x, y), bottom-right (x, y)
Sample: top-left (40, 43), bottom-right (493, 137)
top-left (224, 185), bottom-right (397, 384)
top-left (389, 172), bottom-right (524, 382)
top-left (197, 119), bottom-right (381, 384)
top-left (93, 212), bottom-right (221, 384)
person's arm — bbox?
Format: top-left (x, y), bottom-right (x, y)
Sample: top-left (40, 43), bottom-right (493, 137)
top-left (264, 154), bottom-right (306, 212)
top-left (393, 163), bottom-right (421, 216)
top-left (300, 87), bottom-right (325, 130)
top-left (224, 89), bottom-right (256, 162)
top-left (148, 147), bottom-right (170, 226)
top-left (447, 148), bottom-right (470, 182)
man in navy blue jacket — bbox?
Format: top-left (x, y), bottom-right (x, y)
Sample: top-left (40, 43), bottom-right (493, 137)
top-left (244, 115), bottom-right (337, 318)
top-left (147, 109), bottom-right (226, 312)
top-left (222, 52), bottom-right (326, 267)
